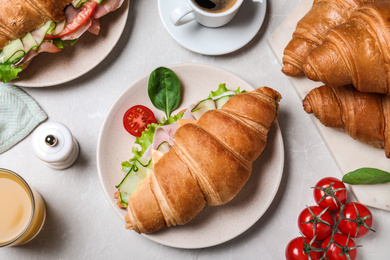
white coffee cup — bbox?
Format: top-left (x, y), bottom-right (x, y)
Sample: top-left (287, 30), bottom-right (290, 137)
top-left (169, 0), bottom-right (244, 28)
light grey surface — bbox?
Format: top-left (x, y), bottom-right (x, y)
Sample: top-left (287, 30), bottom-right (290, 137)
top-left (1, 0), bottom-right (389, 259)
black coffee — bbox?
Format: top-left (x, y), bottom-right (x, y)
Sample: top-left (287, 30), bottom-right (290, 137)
top-left (193, 0), bottom-right (237, 13)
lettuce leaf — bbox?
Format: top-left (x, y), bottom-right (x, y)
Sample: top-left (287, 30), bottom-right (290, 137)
top-left (0, 38), bottom-right (78, 83)
top-left (208, 83), bottom-right (245, 98)
top-left (120, 84), bottom-right (245, 173)
top-left (0, 63), bottom-right (23, 83)
top-left (121, 113), bottom-right (183, 172)
top-left (50, 39), bottom-right (78, 49)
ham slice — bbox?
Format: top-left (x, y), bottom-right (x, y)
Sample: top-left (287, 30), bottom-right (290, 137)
top-left (12, 1), bottom-right (123, 70)
top-left (92, 0), bottom-right (125, 19)
top-left (61, 17), bottom-right (92, 40)
top-left (151, 104), bottom-right (197, 150)
top-left (14, 41), bottom-right (61, 67)
top-left (88, 18), bottom-right (100, 35)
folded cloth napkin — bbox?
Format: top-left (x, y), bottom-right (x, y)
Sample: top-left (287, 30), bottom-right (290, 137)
top-left (0, 85), bottom-right (47, 154)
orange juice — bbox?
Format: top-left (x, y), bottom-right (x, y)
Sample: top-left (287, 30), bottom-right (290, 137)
top-left (0, 169), bottom-right (46, 247)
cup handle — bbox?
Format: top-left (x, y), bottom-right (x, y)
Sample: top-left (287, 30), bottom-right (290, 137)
top-left (169, 2), bottom-right (196, 26)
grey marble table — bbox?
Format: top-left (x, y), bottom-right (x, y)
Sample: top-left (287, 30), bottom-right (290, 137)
top-left (1, 0), bottom-right (389, 259)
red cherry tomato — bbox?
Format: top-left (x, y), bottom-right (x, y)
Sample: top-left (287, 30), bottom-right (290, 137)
top-left (313, 177), bottom-right (347, 211)
top-left (123, 105), bottom-right (156, 137)
top-left (298, 206), bottom-right (334, 240)
top-left (285, 237), bottom-right (322, 260)
top-left (337, 202), bottom-right (373, 238)
top-left (45, 2), bottom-right (97, 39)
top-left (321, 233), bottom-right (357, 260)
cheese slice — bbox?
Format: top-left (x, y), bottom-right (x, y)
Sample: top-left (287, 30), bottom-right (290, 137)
top-left (152, 149), bottom-right (165, 165)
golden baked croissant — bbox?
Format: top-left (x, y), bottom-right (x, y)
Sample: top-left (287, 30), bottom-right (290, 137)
top-left (0, 0), bottom-right (72, 50)
top-left (303, 1), bottom-right (390, 95)
top-left (281, 0), bottom-right (379, 77)
top-left (123, 87), bottom-right (281, 233)
top-left (303, 84), bottom-right (390, 157)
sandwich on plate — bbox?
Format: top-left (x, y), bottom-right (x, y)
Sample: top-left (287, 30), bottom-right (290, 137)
top-left (0, 0), bottom-right (124, 83)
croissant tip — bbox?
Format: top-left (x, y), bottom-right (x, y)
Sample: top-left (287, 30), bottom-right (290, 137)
top-left (125, 223), bottom-right (133, 230)
top-left (255, 87), bottom-right (282, 103)
top-left (302, 97), bottom-right (313, 113)
top-left (303, 63), bottom-right (319, 81)
top-left (124, 213), bottom-right (138, 232)
top-left (281, 64), bottom-right (304, 77)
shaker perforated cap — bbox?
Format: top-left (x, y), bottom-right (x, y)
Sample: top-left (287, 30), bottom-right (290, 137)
top-left (32, 122), bottom-right (79, 170)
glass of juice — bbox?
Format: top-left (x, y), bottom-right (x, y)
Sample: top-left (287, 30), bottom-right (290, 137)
top-left (0, 168), bottom-right (46, 247)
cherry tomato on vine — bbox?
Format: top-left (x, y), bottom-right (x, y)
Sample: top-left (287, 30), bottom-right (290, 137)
top-left (337, 202), bottom-right (374, 238)
top-left (123, 105), bottom-right (156, 137)
top-left (313, 177), bottom-right (347, 211)
top-left (321, 233), bottom-right (357, 260)
top-left (298, 206), bottom-right (334, 240)
top-left (285, 236), bottom-right (322, 260)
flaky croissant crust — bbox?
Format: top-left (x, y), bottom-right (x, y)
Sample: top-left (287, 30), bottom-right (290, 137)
top-left (281, 0), bottom-right (379, 77)
top-left (0, 0), bottom-right (72, 50)
top-left (303, 84), bottom-right (390, 158)
top-left (123, 87), bottom-right (281, 234)
top-left (303, 1), bottom-right (390, 95)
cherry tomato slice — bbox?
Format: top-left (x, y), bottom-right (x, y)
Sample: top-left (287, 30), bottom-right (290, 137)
top-left (298, 206), bottom-right (334, 241)
top-left (313, 177), bottom-right (347, 211)
top-left (285, 236), bottom-right (322, 260)
top-left (45, 2), bottom-right (97, 39)
top-left (321, 233), bottom-right (357, 260)
top-left (123, 105), bottom-right (156, 137)
top-left (337, 202), bottom-right (374, 238)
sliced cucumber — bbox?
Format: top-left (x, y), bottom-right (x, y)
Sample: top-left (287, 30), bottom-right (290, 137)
top-left (0, 39), bottom-right (25, 63)
top-left (73, 0), bottom-right (103, 8)
top-left (157, 141), bottom-right (172, 153)
top-left (117, 172), bottom-right (144, 206)
top-left (132, 158), bottom-right (153, 179)
top-left (190, 93), bottom-right (236, 119)
top-left (1, 21), bottom-right (53, 65)
top-left (49, 19), bottom-right (66, 36)
top-left (21, 33), bottom-right (38, 53)
top-left (214, 95), bottom-right (233, 109)
top-left (72, 0), bottom-right (87, 8)
top-left (116, 157), bottom-right (153, 206)
top-left (191, 98), bottom-right (216, 120)
top-left (31, 21), bottom-right (52, 46)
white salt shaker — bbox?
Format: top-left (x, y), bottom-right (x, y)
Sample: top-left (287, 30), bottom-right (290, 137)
top-left (32, 122), bottom-right (79, 170)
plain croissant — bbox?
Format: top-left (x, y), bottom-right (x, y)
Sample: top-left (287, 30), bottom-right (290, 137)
top-left (282, 0), bottom-right (379, 77)
top-left (0, 0), bottom-right (71, 50)
top-left (303, 84), bottom-right (390, 158)
top-left (123, 87), bottom-right (281, 233)
top-left (303, 1), bottom-right (390, 95)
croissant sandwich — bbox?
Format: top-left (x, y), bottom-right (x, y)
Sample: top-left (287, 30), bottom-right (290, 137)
top-left (281, 0), bottom-right (379, 77)
top-left (115, 86), bottom-right (281, 233)
top-left (0, 0), bottom-right (125, 83)
top-left (303, 84), bottom-right (390, 158)
top-left (303, 1), bottom-right (390, 95)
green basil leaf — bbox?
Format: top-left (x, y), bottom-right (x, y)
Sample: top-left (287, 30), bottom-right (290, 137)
top-left (148, 67), bottom-right (181, 119)
top-left (342, 167), bottom-right (390, 185)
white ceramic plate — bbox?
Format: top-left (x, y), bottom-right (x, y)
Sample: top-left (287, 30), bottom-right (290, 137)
top-left (157, 0), bottom-right (267, 55)
top-left (11, 1), bottom-right (130, 87)
top-left (97, 63), bottom-right (284, 248)
top-left (268, 0), bottom-right (390, 211)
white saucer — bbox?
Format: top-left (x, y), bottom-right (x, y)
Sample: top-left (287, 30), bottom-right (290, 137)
top-left (158, 0), bottom-right (267, 55)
